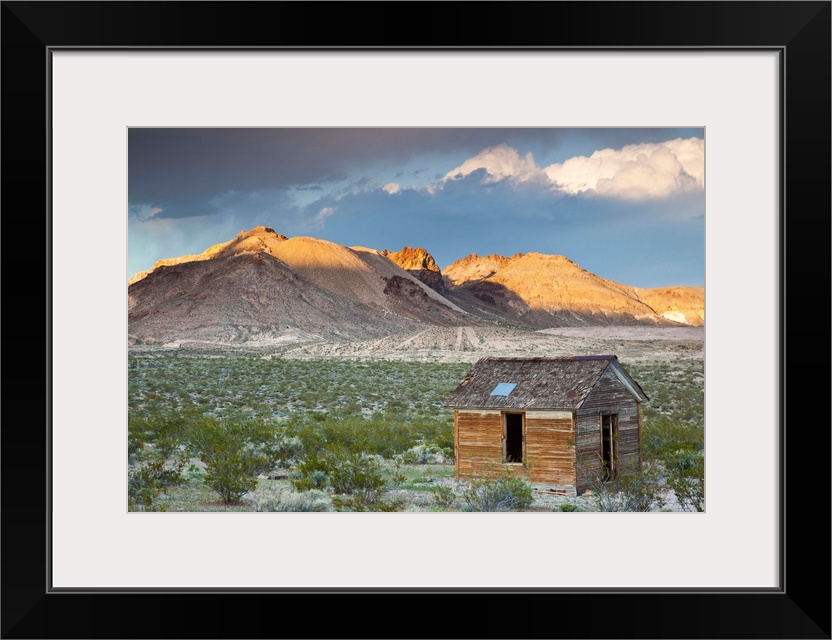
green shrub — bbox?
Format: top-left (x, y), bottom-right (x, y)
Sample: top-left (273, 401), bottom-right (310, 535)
top-left (401, 443), bottom-right (446, 464)
top-left (328, 451), bottom-right (388, 504)
top-left (388, 459), bottom-right (407, 484)
top-left (578, 457), bottom-right (665, 512)
top-left (186, 418), bottom-right (285, 504)
top-left (202, 452), bottom-right (259, 504)
top-left (664, 449), bottom-right (704, 512)
top-left (186, 463), bottom-right (206, 482)
top-left (290, 453), bottom-right (332, 492)
top-left (558, 503), bottom-right (580, 512)
top-left (461, 469), bottom-right (534, 512)
top-left (250, 487), bottom-right (334, 512)
top-left (429, 483), bottom-right (456, 509)
top-left (290, 448), bottom-right (391, 507)
top-left (431, 429), bottom-right (455, 461)
top-left (128, 441), bottom-right (187, 511)
top-left (331, 495), bottom-right (403, 512)
top-left (641, 414), bottom-right (704, 512)
top-left (642, 416), bottom-right (703, 463)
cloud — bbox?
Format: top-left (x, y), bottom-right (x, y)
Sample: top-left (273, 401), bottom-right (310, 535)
top-left (544, 137), bottom-right (704, 200)
top-left (443, 144), bottom-right (543, 184)
top-left (412, 183), bottom-right (441, 196)
top-left (382, 182), bottom-right (401, 195)
top-left (315, 206), bottom-right (336, 222)
top-left (128, 203), bottom-right (166, 221)
top-left (441, 138), bottom-right (704, 200)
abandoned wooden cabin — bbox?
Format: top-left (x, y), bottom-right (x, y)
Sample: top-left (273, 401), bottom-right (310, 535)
top-left (444, 355), bottom-right (649, 495)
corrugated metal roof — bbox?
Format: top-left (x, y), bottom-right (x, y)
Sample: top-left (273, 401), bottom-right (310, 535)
top-left (444, 355), bottom-right (646, 410)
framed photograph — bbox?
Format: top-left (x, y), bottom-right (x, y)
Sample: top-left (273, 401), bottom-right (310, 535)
top-left (3, 2), bottom-right (829, 638)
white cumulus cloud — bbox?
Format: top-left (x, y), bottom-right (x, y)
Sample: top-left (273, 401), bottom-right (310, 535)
top-left (544, 137), bottom-right (704, 200)
top-left (382, 182), bottom-right (401, 195)
top-left (444, 144), bottom-right (543, 184)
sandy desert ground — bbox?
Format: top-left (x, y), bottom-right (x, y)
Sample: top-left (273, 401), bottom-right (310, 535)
top-left (274, 325), bottom-right (704, 363)
top-left (136, 325), bottom-right (704, 365)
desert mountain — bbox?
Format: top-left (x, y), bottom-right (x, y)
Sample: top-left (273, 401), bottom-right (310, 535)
top-left (442, 252), bottom-right (704, 328)
top-left (380, 246), bottom-right (444, 293)
top-left (128, 227), bottom-right (704, 346)
top-left (128, 227), bottom-right (470, 346)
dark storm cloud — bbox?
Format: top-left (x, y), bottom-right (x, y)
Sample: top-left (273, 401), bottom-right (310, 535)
top-left (130, 127), bottom-right (701, 204)
top-left (129, 128), bottom-right (556, 201)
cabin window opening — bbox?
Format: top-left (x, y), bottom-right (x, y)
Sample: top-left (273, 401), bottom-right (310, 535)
top-left (504, 413), bottom-right (524, 464)
top-left (601, 413), bottom-right (619, 481)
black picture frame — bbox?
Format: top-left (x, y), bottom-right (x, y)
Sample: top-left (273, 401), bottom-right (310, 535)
top-left (2, 2), bottom-right (829, 638)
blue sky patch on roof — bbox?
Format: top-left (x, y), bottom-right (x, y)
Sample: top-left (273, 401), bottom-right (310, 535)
top-left (490, 383), bottom-right (517, 396)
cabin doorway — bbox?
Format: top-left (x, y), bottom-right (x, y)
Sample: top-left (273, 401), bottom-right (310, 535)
top-left (601, 413), bottom-right (619, 480)
top-left (504, 413), bottom-right (525, 464)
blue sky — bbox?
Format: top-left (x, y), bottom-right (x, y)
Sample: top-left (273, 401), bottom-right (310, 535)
top-left (128, 128), bottom-right (704, 287)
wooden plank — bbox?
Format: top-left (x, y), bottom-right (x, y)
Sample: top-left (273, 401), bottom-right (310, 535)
top-left (523, 412), bottom-right (576, 484)
top-left (638, 402), bottom-right (643, 467)
top-left (454, 409), bottom-right (459, 479)
top-left (527, 410), bottom-right (573, 419)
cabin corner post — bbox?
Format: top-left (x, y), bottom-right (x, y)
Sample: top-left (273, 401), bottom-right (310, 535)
top-left (572, 412), bottom-right (578, 490)
top-left (453, 409), bottom-right (459, 480)
top-left (638, 402), bottom-right (643, 469)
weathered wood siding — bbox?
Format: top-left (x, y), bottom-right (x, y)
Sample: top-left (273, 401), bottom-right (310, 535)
top-left (455, 409), bottom-right (577, 487)
top-left (456, 410), bottom-right (503, 477)
top-left (524, 411), bottom-right (576, 486)
top-left (575, 367), bottom-right (642, 493)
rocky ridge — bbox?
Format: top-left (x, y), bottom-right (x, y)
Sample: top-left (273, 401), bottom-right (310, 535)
top-left (381, 246), bottom-right (445, 293)
top-left (443, 252), bottom-right (524, 288)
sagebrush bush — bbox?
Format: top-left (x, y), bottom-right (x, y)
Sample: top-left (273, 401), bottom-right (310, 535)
top-left (401, 443), bottom-right (446, 464)
top-left (186, 418), bottom-right (287, 504)
top-left (388, 459), bottom-right (407, 484)
top-left (641, 416), bottom-right (704, 463)
top-left (290, 452), bottom-right (332, 492)
top-left (429, 483), bottom-right (456, 509)
top-left (128, 441), bottom-right (187, 511)
top-left (290, 447), bottom-right (390, 507)
top-left (186, 463), bottom-right (206, 482)
top-left (578, 457), bottom-right (665, 512)
top-left (250, 487), bottom-right (333, 512)
top-left (461, 469), bottom-right (534, 512)
top-left (328, 450), bottom-right (388, 504)
top-left (663, 449), bottom-right (704, 512)
top-left (641, 414), bottom-right (704, 511)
